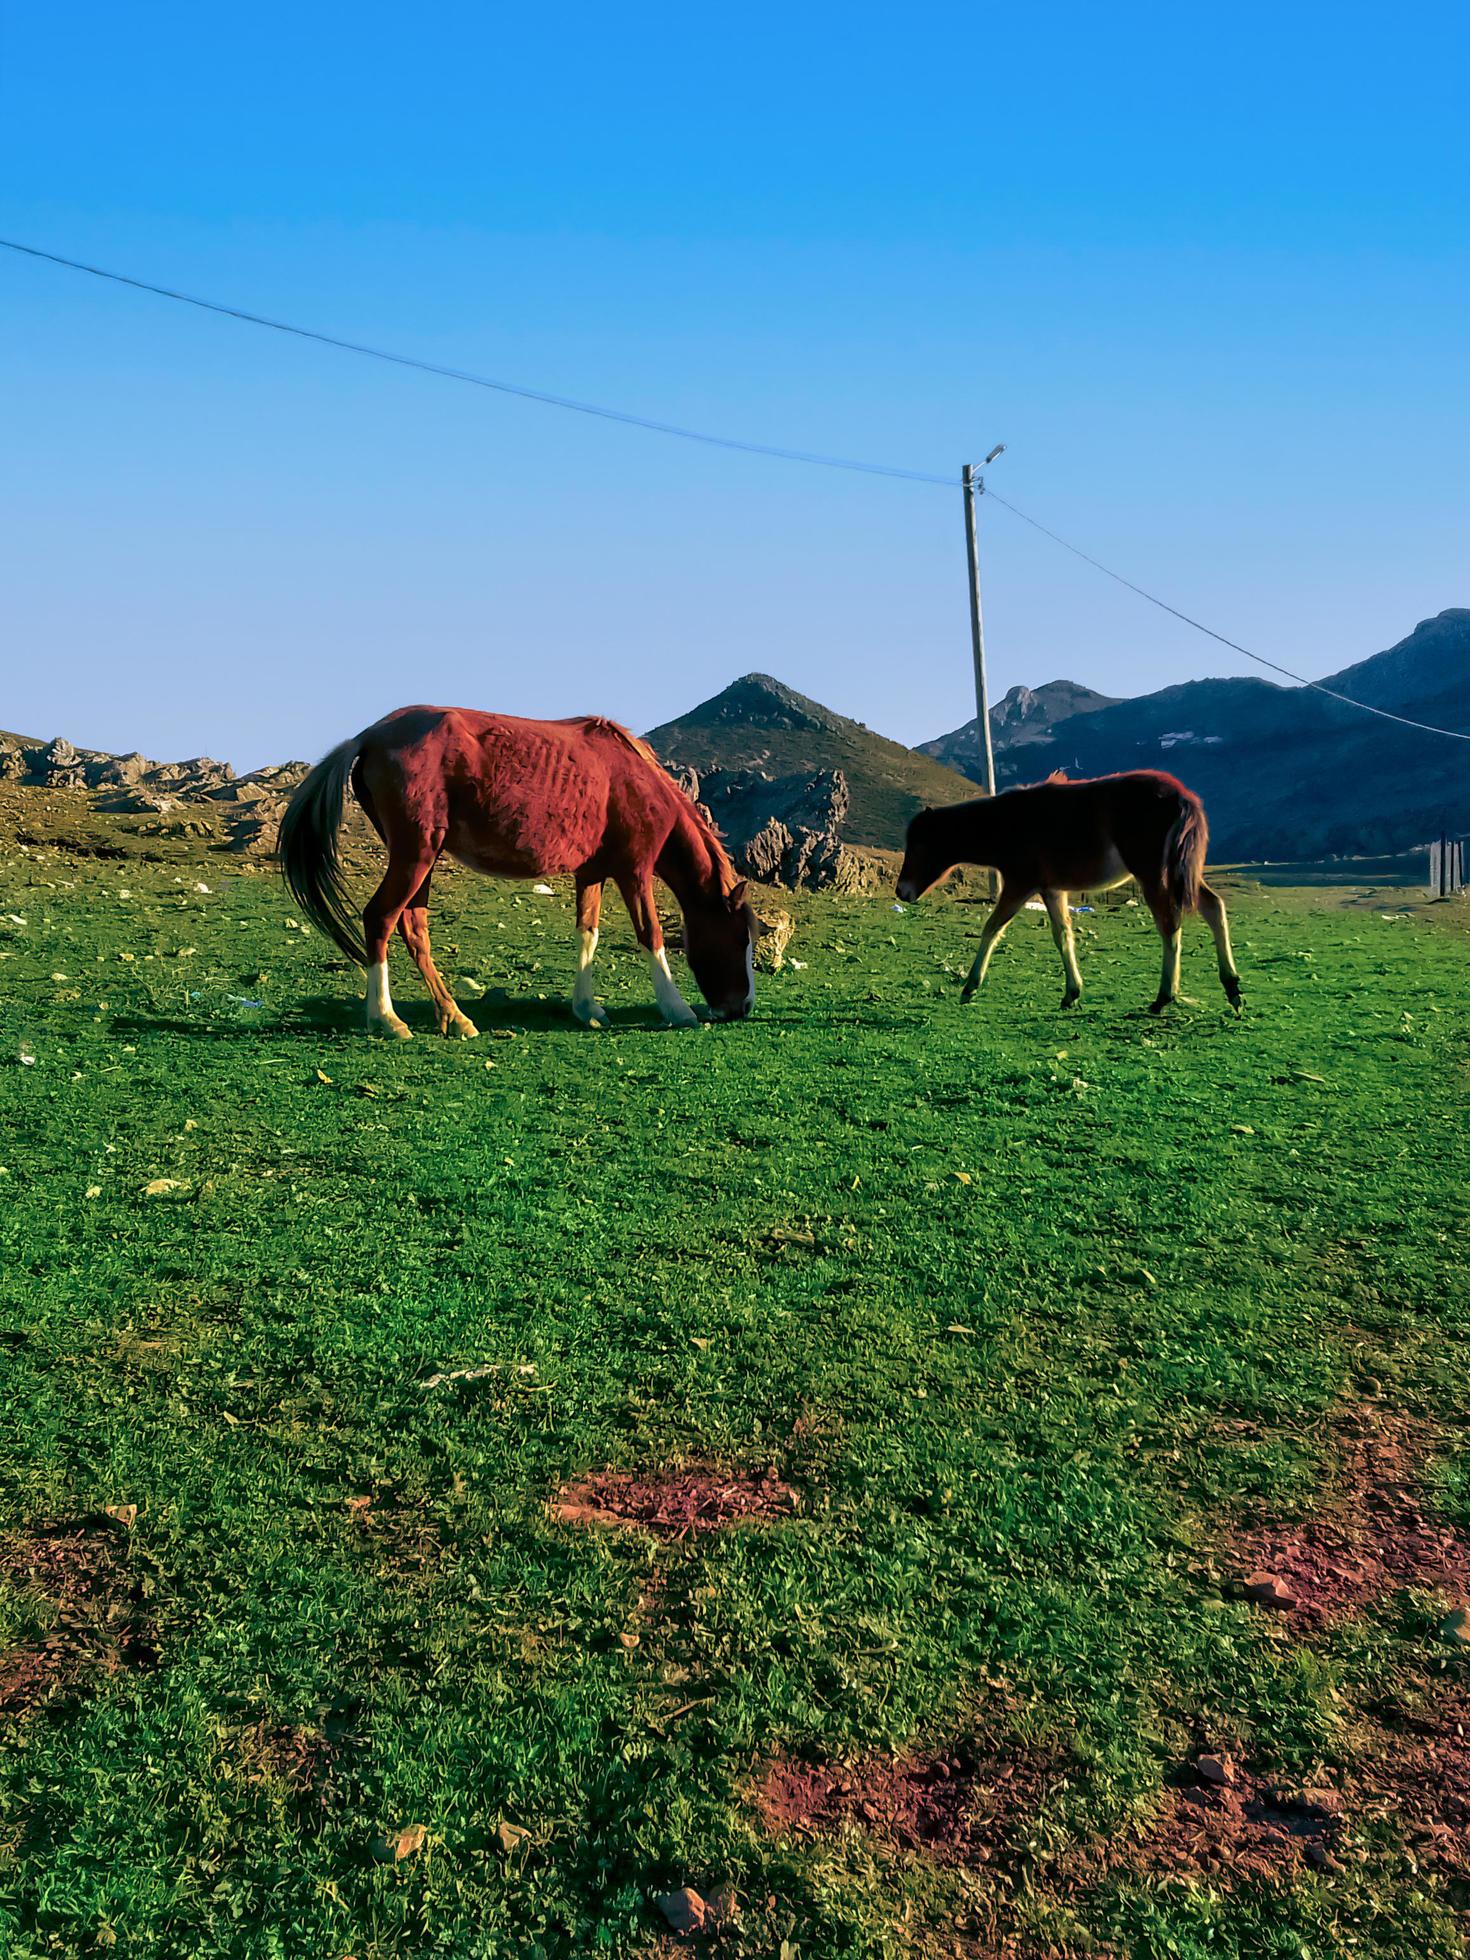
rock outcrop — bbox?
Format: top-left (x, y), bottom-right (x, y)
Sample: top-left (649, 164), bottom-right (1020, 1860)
top-left (666, 762), bottom-right (869, 891)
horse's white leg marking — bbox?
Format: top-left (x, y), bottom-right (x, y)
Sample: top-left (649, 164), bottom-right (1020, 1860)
top-left (365, 959), bottom-right (412, 1038)
top-left (1152, 926), bottom-right (1183, 1011)
top-left (1043, 891), bottom-right (1084, 1004)
top-left (959, 888), bottom-right (1029, 1003)
top-left (1197, 883), bottom-right (1243, 1006)
top-left (650, 946), bottom-right (699, 1027)
top-left (572, 926), bottom-right (608, 1026)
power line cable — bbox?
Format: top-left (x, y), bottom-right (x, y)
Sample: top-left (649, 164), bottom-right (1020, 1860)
top-left (5, 233), bottom-right (1468, 743)
top-left (0, 237), bottom-right (952, 485)
top-left (980, 486), bottom-right (1470, 742)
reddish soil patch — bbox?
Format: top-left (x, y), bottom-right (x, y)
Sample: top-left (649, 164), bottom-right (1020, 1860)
top-left (1351, 1679), bottom-right (1470, 1876)
top-left (552, 1466), bottom-right (798, 1537)
top-left (0, 1517), bottom-right (155, 1719)
top-left (753, 1745), bottom-right (1055, 1870)
top-left (242, 1719), bottom-right (337, 1797)
top-left (1235, 1407), bottom-right (1470, 1630)
top-left (1108, 1764), bottom-right (1345, 1881)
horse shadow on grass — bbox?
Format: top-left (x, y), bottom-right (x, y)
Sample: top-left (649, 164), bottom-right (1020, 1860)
top-left (110, 992), bottom-right (719, 1045)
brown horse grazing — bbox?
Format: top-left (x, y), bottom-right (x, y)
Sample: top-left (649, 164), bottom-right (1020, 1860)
top-left (896, 769), bottom-right (1242, 1014)
top-left (279, 706), bottom-right (759, 1035)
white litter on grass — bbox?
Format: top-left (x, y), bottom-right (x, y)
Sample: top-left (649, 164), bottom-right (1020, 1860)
top-left (194, 883), bottom-right (211, 893)
top-left (789, 958), bottom-right (808, 970)
top-left (532, 883), bottom-right (555, 895)
top-left (891, 902), bottom-right (906, 913)
top-left (6, 915), bottom-right (25, 927)
top-left (1024, 899), bottom-right (1047, 911)
top-left (18, 1053), bottom-right (36, 1067)
top-left (420, 1361), bottom-right (537, 1391)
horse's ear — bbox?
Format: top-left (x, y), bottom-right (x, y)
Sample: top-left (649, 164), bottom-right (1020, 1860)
top-left (726, 880), bottom-right (748, 912)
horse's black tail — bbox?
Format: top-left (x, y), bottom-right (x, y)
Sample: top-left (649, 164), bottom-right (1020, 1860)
top-left (1163, 790), bottom-right (1208, 914)
top-left (278, 736), bottom-right (369, 966)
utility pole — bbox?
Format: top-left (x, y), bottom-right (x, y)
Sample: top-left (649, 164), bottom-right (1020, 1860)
top-left (962, 456), bottom-right (1001, 798)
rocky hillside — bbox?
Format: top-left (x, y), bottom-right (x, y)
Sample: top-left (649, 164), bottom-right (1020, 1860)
top-left (919, 680), bottom-right (1118, 776)
top-left (934, 611), bottom-right (1469, 860)
top-left (646, 674), bottom-right (974, 850)
top-left (0, 731), bottom-right (307, 855)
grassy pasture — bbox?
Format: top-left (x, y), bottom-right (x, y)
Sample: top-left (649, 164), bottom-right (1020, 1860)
top-left (1, 822), bottom-right (1468, 1958)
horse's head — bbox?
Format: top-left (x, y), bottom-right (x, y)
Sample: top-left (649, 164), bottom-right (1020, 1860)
top-left (896, 807), bottom-right (954, 902)
top-left (683, 881), bottom-right (759, 1020)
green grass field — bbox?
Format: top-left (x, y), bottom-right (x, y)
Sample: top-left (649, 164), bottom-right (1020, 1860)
top-left (2, 826), bottom-right (1468, 1958)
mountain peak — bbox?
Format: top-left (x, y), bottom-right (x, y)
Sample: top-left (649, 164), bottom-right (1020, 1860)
top-left (695, 673), bottom-right (842, 735)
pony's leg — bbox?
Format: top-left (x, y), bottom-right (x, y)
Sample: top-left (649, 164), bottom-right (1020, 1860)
top-left (1042, 891), bottom-right (1084, 1006)
top-left (959, 882), bottom-right (1032, 1003)
top-left (397, 874), bottom-right (478, 1039)
top-left (616, 872), bottom-right (698, 1027)
top-left (362, 846), bottom-right (437, 1039)
top-left (1143, 886), bottom-right (1185, 1013)
top-left (571, 878), bottom-right (608, 1028)
top-left (1196, 880), bottom-right (1243, 1010)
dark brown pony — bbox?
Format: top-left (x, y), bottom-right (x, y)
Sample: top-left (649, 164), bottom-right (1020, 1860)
top-left (896, 769), bottom-right (1242, 1013)
top-left (279, 705), bottom-right (759, 1035)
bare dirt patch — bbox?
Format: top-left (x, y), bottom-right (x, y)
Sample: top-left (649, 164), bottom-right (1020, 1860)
top-left (1350, 1678), bottom-right (1470, 1876)
top-left (753, 1744), bottom-right (1055, 1871)
top-left (552, 1466), bottom-right (798, 1538)
top-left (0, 1516), bottom-right (156, 1719)
top-left (1099, 1762), bottom-right (1345, 1882)
top-left (242, 1719), bottom-right (337, 1796)
top-left (1234, 1406), bottom-right (1470, 1630)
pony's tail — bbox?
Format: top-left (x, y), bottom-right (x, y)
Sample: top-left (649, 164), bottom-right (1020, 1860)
top-left (278, 736), bottom-right (369, 966)
top-left (1163, 791), bottom-right (1208, 914)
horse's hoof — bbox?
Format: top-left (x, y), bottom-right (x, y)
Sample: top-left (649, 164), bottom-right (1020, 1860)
top-left (370, 1018), bottom-right (413, 1040)
top-left (445, 1017), bottom-right (478, 1039)
top-left (959, 986), bottom-right (976, 1005)
top-left (572, 999), bottom-right (609, 1029)
top-left (1061, 993), bottom-right (1081, 1010)
top-left (664, 1009), bottom-right (700, 1029)
top-left (1148, 997), bottom-right (1171, 1016)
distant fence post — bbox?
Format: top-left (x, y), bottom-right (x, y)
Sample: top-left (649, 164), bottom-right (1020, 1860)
top-left (1430, 833), bottom-right (1465, 897)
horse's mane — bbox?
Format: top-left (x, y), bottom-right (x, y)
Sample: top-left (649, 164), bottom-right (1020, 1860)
top-left (584, 716), bottom-right (740, 890)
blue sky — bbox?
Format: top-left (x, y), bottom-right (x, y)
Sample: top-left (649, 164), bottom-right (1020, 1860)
top-left (2, 2), bottom-right (1466, 768)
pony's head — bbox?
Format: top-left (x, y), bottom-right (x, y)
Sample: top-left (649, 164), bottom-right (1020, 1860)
top-left (683, 882), bottom-right (759, 1020)
top-left (896, 807), bottom-right (955, 902)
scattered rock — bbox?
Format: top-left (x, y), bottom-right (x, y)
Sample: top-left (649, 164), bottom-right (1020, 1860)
top-left (1242, 1570), bottom-right (1297, 1610)
top-left (1197, 1752), bottom-right (1235, 1787)
top-left (1440, 1604), bottom-right (1470, 1646)
top-left (753, 907), bottom-right (795, 972)
top-left (656, 1886), bottom-right (708, 1934)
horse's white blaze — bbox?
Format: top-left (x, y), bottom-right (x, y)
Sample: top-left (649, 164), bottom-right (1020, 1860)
top-left (650, 946), bottom-right (698, 1026)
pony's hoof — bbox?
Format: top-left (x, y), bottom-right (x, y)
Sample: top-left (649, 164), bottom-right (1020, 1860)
top-left (959, 985), bottom-right (976, 1006)
top-left (1148, 997), bottom-right (1172, 1016)
top-left (1061, 993), bottom-right (1081, 1010)
top-left (663, 1008), bottom-right (700, 1029)
top-left (572, 999), bottom-right (609, 1029)
top-left (444, 1016), bottom-right (478, 1039)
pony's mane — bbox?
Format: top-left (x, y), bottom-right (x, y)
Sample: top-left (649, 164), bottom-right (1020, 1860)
top-left (584, 716), bottom-right (740, 890)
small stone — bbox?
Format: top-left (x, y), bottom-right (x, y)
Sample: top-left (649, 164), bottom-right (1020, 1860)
top-left (1197, 1752), bottom-right (1235, 1786)
top-left (142, 1177), bottom-right (183, 1198)
top-left (656, 1886), bottom-right (707, 1934)
top-left (1292, 1786), bottom-right (1346, 1818)
top-left (1243, 1569), bottom-right (1297, 1609)
top-left (495, 1819), bottom-right (529, 1854)
top-left (1440, 1604), bottom-right (1470, 1646)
